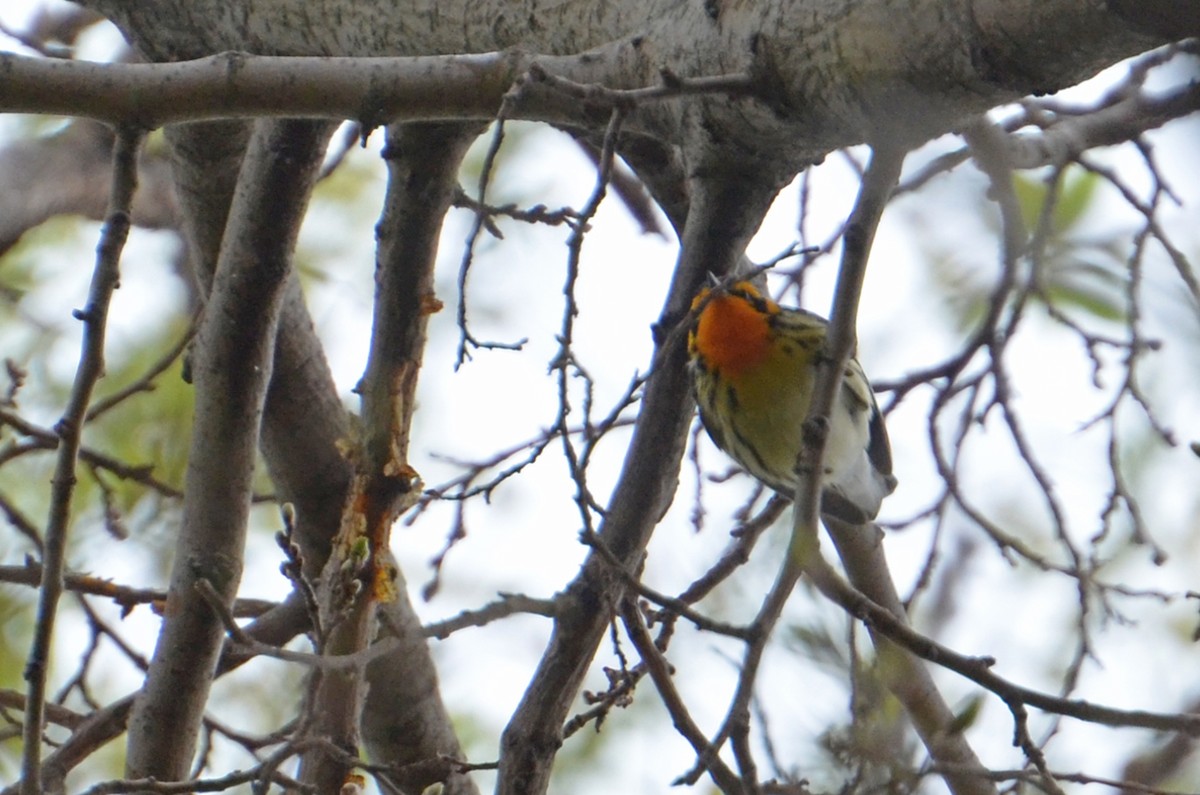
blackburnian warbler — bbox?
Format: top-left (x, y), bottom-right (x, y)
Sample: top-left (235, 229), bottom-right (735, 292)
top-left (688, 280), bottom-right (896, 523)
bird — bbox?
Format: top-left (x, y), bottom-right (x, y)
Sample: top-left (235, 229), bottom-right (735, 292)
top-left (687, 279), bottom-right (896, 523)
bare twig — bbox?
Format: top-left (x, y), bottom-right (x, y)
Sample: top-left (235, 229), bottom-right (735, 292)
top-left (21, 126), bottom-right (142, 795)
top-left (0, 492), bottom-right (43, 552)
top-left (581, 528), bottom-right (752, 640)
top-left (195, 579), bottom-right (400, 671)
top-left (0, 406), bottom-right (278, 502)
top-left (454, 93), bottom-right (532, 367)
top-left (450, 188), bottom-right (583, 231)
top-left (553, 106), bottom-right (625, 532)
top-left (422, 593), bottom-right (558, 640)
top-left (619, 598), bottom-right (744, 794)
top-left (801, 538), bottom-right (1200, 736)
top-left (0, 562), bottom-right (273, 617)
top-left (85, 323), bottom-right (194, 421)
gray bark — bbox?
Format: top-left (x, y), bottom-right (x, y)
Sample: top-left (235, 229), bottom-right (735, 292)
top-left (79, 0), bottom-right (1161, 178)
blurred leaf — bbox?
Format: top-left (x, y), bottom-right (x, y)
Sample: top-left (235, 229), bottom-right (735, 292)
top-left (1056, 168), bottom-right (1100, 231)
top-left (1012, 172), bottom-right (1044, 232)
top-left (927, 247), bottom-right (996, 334)
top-left (1013, 167), bottom-right (1100, 235)
top-left (947, 693), bottom-right (985, 734)
top-left (1040, 255), bottom-right (1129, 322)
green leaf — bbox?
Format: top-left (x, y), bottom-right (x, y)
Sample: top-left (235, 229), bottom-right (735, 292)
top-left (948, 693), bottom-right (985, 734)
top-left (1012, 167), bottom-right (1100, 235)
top-left (1041, 255), bottom-right (1129, 322)
top-left (1054, 168), bottom-right (1100, 232)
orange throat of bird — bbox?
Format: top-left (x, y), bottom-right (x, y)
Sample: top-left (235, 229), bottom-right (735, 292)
top-left (691, 290), bottom-right (775, 379)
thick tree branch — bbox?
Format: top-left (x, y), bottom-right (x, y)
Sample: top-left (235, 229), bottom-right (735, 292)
top-left (124, 119), bottom-right (335, 782)
top-left (837, 147), bottom-right (994, 795)
top-left (0, 50), bottom-right (613, 131)
top-left (828, 520), bottom-right (999, 795)
top-left (496, 163), bottom-right (790, 795)
top-left (356, 122), bottom-right (486, 795)
top-left (0, 0), bottom-right (1168, 174)
top-left (299, 121), bottom-right (483, 795)
top-left (164, 118), bottom-right (354, 577)
top-left (0, 120), bottom-right (177, 257)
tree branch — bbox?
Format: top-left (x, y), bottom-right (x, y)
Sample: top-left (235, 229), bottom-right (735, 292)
top-left (782, 145), bottom-right (998, 795)
top-left (619, 598), bottom-right (744, 794)
top-left (0, 563), bottom-right (273, 617)
top-left (21, 126), bottom-right (141, 795)
top-left (124, 118), bottom-right (334, 782)
top-left (495, 155), bottom-right (790, 794)
top-left (0, 49), bottom-right (735, 135)
top-left (300, 121), bottom-right (483, 795)
top-left (808, 523), bottom-right (1200, 736)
